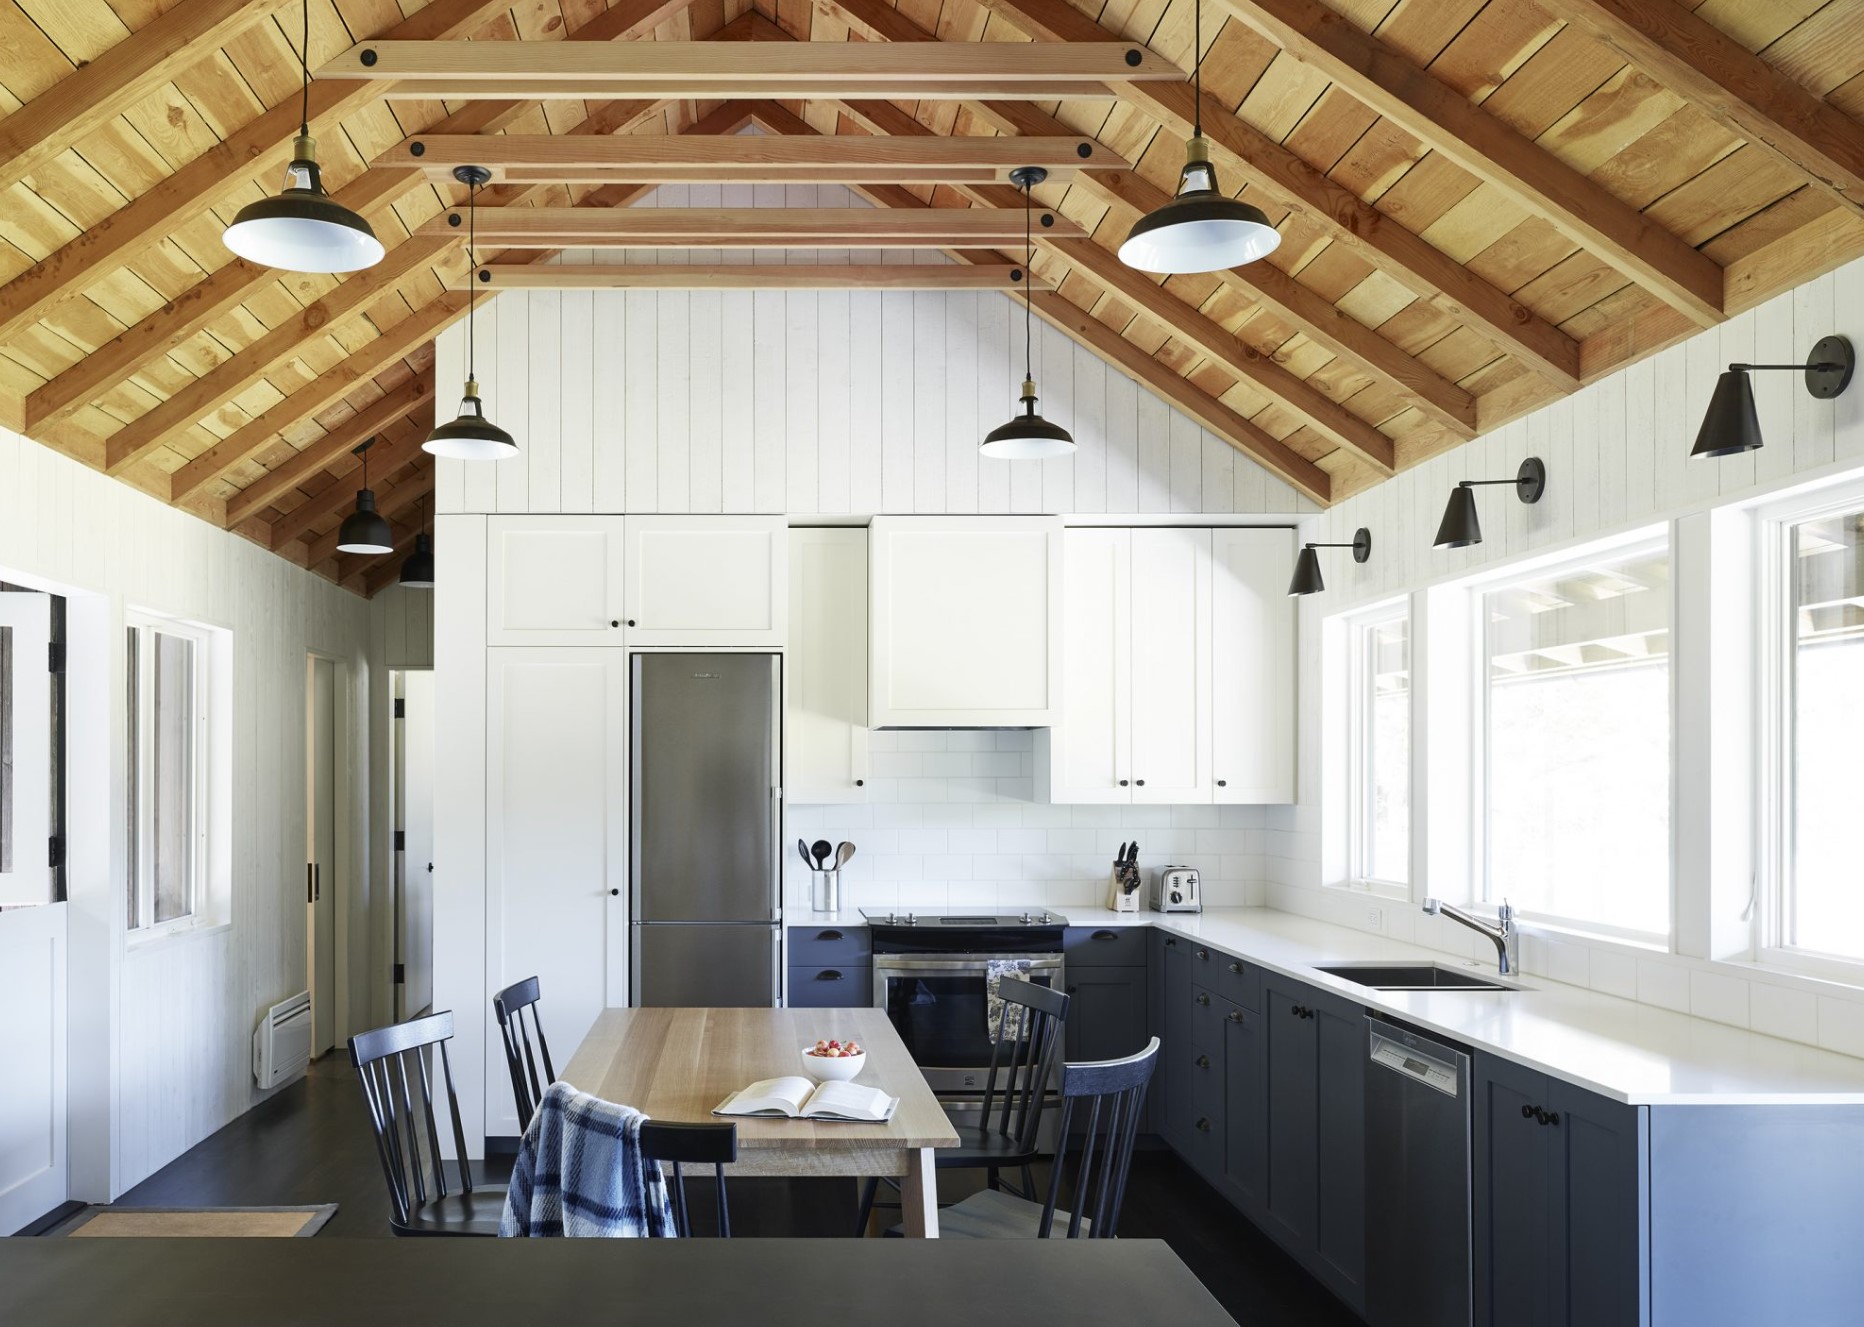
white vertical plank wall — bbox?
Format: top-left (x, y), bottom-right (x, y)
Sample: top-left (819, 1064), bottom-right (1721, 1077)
top-left (0, 421), bottom-right (379, 1213)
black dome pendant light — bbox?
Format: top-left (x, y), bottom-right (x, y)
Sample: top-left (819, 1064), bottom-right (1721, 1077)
top-left (222, 0), bottom-right (384, 274)
top-left (1433, 458), bottom-right (1546, 549)
top-left (1691, 335), bottom-right (1855, 459)
top-left (1288, 528), bottom-right (1372, 596)
top-left (424, 165), bottom-right (519, 461)
top-left (1118, 0), bottom-right (1279, 275)
top-left (399, 495), bottom-right (435, 589)
top-left (981, 167), bottom-right (1076, 461)
top-left (336, 437), bottom-right (394, 556)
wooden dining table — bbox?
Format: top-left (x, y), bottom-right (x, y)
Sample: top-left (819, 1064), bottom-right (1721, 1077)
top-left (560, 1006), bottom-right (960, 1236)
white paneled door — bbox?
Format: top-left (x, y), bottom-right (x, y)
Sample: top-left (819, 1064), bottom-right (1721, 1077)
top-left (486, 516), bottom-right (627, 646)
top-left (1211, 528), bottom-right (1296, 805)
top-left (484, 649), bottom-right (628, 1140)
top-left (0, 591), bottom-right (52, 905)
top-left (1129, 528), bottom-right (1213, 804)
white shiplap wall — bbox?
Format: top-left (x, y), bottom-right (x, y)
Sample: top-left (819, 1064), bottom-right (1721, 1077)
top-left (0, 422), bottom-right (379, 1205)
top-left (1269, 254), bottom-right (1864, 1057)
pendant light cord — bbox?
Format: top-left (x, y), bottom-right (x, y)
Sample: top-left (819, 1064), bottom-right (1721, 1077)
top-left (1022, 174), bottom-right (1034, 387)
top-left (298, 0), bottom-right (310, 138)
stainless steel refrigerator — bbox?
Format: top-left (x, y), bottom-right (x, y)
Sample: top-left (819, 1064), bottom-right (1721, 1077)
top-left (630, 652), bottom-right (781, 1007)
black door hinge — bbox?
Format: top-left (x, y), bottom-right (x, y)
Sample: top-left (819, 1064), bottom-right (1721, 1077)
top-left (393, 963), bottom-right (406, 985)
top-left (48, 835), bottom-right (63, 869)
top-left (393, 697), bottom-right (405, 718)
top-left (47, 642), bottom-right (63, 674)
top-left (393, 829), bottom-right (406, 851)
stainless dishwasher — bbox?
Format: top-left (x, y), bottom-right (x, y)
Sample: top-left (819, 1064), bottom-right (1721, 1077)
top-left (1363, 1012), bottom-right (1473, 1327)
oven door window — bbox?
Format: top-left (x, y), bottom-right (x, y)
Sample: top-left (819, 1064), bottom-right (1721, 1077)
top-left (881, 971), bottom-right (1057, 1069)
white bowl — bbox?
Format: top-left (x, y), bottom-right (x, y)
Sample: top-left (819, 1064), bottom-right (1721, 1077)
top-left (801, 1046), bottom-right (867, 1082)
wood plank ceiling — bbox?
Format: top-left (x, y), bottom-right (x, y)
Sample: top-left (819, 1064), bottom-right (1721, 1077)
top-left (1, 0), bottom-right (1861, 594)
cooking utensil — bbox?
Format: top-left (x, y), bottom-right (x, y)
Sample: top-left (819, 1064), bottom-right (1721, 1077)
top-left (835, 841), bottom-right (856, 869)
top-left (811, 839), bottom-right (834, 870)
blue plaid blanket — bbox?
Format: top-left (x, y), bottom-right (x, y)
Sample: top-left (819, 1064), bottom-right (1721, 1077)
top-left (499, 1081), bottom-right (676, 1238)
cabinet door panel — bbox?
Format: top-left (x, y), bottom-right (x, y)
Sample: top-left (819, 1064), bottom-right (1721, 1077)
top-left (1474, 1053), bottom-right (1555, 1327)
top-left (1049, 528), bottom-right (1130, 803)
top-left (787, 529), bottom-right (869, 804)
top-left (1222, 1002), bottom-right (1266, 1212)
top-left (1548, 1079), bottom-right (1647, 1327)
top-left (1210, 528), bottom-right (1294, 803)
top-left (1263, 980), bottom-right (1320, 1247)
top-left (1128, 528), bottom-right (1211, 803)
top-left (487, 516), bottom-right (626, 645)
top-left (626, 515), bottom-right (787, 646)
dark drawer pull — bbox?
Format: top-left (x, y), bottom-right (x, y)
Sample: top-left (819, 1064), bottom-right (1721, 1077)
top-left (815, 970), bottom-right (846, 982)
top-left (1195, 1054), bottom-right (1210, 1069)
top-left (1195, 1117), bottom-right (1211, 1133)
top-left (819, 930), bottom-right (845, 941)
top-left (1195, 993), bottom-right (1211, 1006)
top-left (1195, 948), bottom-right (1209, 960)
top-left (1228, 960), bottom-right (1244, 974)
top-left (1091, 930), bottom-right (1119, 941)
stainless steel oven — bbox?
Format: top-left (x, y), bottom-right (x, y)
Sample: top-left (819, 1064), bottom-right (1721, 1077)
top-left (865, 910), bottom-right (1067, 1096)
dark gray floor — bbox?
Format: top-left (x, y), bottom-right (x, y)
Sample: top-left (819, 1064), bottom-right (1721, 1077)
top-left (108, 1055), bottom-right (1360, 1327)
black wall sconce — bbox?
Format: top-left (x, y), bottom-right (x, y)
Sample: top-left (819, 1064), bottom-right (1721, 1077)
top-left (1691, 336), bottom-right (1855, 459)
top-left (1288, 528), bottom-right (1371, 596)
top-left (1434, 458), bottom-right (1546, 550)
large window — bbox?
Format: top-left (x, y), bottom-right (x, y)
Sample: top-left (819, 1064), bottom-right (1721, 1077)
top-left (1350, 606), bottom-right (1409, 888)
top-left (1779, 508), bottom-right (1864, 963)
top-left (127, 617), bottom-right (211, 933)
top-left (1481, 545), bottom-right (1671, 939)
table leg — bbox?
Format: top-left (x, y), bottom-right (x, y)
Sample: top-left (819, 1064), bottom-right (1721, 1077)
top-left (899, 1148), bottom-right (939, 1238)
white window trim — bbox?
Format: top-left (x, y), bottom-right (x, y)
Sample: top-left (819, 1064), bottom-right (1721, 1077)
top-left (1753, 473), bottom-right (1864, 983)
top-left (1347, 600), bottom-right (1410, 899)
top-left (1470, 532), bottom-right (1675, 946)
top-left (126, 611), bottom-right (224, 944)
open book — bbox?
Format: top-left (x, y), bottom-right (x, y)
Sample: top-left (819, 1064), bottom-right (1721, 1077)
top-left (713, 1076), bottom-right (898, 1123)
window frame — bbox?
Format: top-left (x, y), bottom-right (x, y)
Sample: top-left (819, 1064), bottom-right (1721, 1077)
top-left (1345, 599), bottom-right (1410, 897)
top-left (126, 612), bottom-right (213, 938)
top-left (1757, 475), bottom-right (1864, 982)
top-left (1472, 535), bottom-right (1675, 945)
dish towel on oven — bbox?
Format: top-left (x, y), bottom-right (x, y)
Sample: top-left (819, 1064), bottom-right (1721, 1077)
top-left (500, 1081), bottom-right (676, 1238)
top-left (985, 958), bottom-right (1034, 1041)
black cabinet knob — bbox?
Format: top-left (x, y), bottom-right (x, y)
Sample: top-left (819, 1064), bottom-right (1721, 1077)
top-left (817, 970), bottom-right (845, 981)
top-left (1118, 779), bottom-right (1129, 787)
top-left (820, 930), bottom-right (844, 940)
top-left (1195, 1055), bottom-right (1210, 1069)
top-left (1195, 993), bottom-right (1210, 1006)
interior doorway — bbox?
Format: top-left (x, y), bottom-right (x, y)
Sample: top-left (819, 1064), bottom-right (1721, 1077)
top-left (306, 655), bottom-right (338, 1057)
top-left (392, 670), bottom-right (434, 1020)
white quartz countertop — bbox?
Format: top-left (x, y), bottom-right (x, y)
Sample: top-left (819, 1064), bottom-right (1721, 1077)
top-left (789, 906), bottom-right (1864, 1105)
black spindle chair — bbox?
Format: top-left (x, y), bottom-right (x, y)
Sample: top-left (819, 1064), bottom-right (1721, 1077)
top-left (492, 975), bottom-right (555, 1124)
top-left (856, 979), bottom-right (1071, 1233)
top-left (349, 1010), bottom-right (506, 1236)
top-left (640, 1121), bottom-right (739, 1237)
top-left (897, 1037), bottom-right (1159, 1240)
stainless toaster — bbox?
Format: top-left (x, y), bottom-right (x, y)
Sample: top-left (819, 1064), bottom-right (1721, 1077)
top-left (1149, 865), bottom-right (1202, 913)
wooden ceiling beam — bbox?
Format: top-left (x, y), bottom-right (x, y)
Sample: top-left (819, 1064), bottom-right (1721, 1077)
top-left (803, 100), bottom-right (1393, 472)
top-left (1217, 0), bottom-right (1725, 329)
top-left (416, 207), bottom-right (1087, 248)
top-left (0, 0), bottom-right (695, 353)
top-left (973, 0), bottom-right (1582, 392)
top-left (0, 0), bottom-right (295, 198)
top-left (1533, 0), bottom-right (1864, 218)
top-left (235, 377), bottom-right (436, 535)
top-left (379, 133), bottom-right (1126, 183)
top-left (319, 40), bottom-right (1178, 100)
top-left (824, 0), bottom-right (1475, 437)
top-left (167, 300), bottom-right (460, 503)
top-left (0, 0), bottom-right (522, 350)
top-left (451, 264), bottom-right (1053, 292)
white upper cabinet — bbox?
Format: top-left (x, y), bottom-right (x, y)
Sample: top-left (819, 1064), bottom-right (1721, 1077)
top-left (787, 528), bottom-right (870, 804)
top-left (624, 516), bottom-right (788, 648)
top-left (487, 516), bottom-right (627, 646)
top-left (1045, 528), bottom-right (1131, 803)
top-left (1211, 527), bottom-right (1296, 804)
top-left (1129, 528), bottom-right (1213, 804)
top-left (869, 516), bottom-right (1063, 728)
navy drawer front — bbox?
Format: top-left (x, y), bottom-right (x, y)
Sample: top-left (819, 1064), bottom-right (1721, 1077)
top-left (787, 925), bottom-right (872, 967)
top-left (1064, 926), bottom-right (1148, 968)
top-left (787, 965), bottom-right (872, 1008)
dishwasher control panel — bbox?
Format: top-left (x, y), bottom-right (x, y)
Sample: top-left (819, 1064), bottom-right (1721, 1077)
top-left (1370, 1027), bottom-right (1462, 1097)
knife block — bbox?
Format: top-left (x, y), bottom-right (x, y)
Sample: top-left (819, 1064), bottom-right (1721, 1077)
top-left (1107, 870), bottom-right (1140, 912)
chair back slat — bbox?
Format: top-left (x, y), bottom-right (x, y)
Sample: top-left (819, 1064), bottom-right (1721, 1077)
top-left (493, 976), bottom-right (557, 1124)
top-left (980, 980), bottom-right (1071, 1153)
top-left (349, 1010), bottom-right (475, 1231)
top-left (639, 1120), bottom-right (738, 1238)
top-left (1038, 1037), bottom-right (1159, 1239)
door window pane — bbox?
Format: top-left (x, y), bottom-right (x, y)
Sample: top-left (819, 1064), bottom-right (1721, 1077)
top-left (1483, 548), bottom-right (1671, 937)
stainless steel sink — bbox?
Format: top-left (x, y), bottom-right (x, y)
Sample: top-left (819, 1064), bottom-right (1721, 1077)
top-left (1315, 962), bottom-right (1521, 992)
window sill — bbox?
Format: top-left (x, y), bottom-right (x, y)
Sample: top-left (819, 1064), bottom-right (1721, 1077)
top-left (126, 917), bottom-right (230, 951)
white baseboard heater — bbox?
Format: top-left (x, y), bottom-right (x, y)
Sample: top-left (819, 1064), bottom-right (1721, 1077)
top-left (253, 990), bottom-right (312, 1089)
